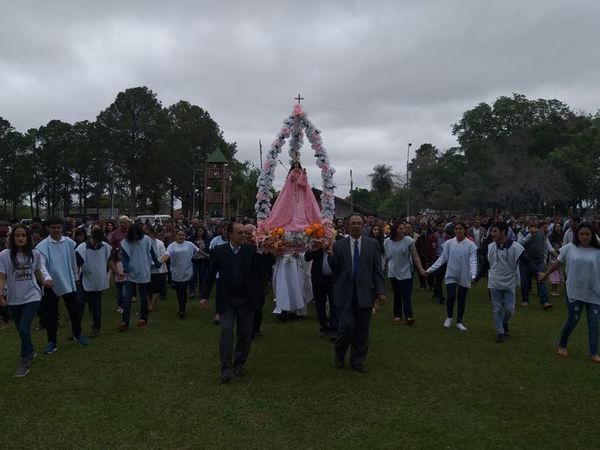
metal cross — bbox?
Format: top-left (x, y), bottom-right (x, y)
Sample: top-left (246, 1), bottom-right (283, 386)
top-left (295, 94), bottom-right (304, 104)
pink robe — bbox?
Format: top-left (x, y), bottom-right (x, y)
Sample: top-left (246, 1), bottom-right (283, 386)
top-left (264, 168), bottom-right (321, 232)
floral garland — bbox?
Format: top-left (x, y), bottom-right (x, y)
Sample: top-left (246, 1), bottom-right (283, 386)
top-left (254, 103), bottom-right (336, 254)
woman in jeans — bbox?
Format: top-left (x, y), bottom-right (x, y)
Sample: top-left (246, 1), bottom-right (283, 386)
top-left (0, 226), bottom-right (53, 377)
top-left (423, 223), bottom-right (477, 331)
top-left (163, 230), bottom-right (200, 318)
top-left (188, 225), bottom-right (210, 299)
top-left (384, 222), bottom-right (426, 325)
top-left (540, 222), bottom-right (600, 362)
top-left (120, 223), bottom-right (159, 331)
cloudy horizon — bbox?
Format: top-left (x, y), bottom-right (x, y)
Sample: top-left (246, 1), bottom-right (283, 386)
top-left (2, 0), bottom-right (599, 196)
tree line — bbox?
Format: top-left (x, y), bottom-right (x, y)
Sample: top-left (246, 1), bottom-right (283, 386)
top-left (353, 93), bottom-right (600, 217)
top-left (0, 86), bottom-right (259, 220)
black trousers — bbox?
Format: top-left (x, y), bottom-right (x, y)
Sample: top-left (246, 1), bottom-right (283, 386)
top-left (313, 276), bottom-right (338, 333)
top-left (335, 288), bottom-right (372, 368)
top-left (42, 289), bottom-right (81, 343)
top-left (173, 281), bottom-right (189, 313)
top-left (219, 300), bottom-right (255, 377)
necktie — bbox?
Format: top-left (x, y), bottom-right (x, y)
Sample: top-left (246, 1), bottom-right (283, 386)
top-left (353, 240), bottom-right (360, 282)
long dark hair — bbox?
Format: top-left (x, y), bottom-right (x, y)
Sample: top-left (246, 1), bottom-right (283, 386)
top-left (9, 225), bottom-right (34, 267)
top-left (573, 222), bottom-right (600, 248)
top-left (126, 223), bottom-right (145, 242)
top-left (369, 224), bottom-right (384, 253)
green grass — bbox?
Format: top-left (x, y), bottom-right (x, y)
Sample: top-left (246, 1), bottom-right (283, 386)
top-left (0, 281), bottom-right (597, 449)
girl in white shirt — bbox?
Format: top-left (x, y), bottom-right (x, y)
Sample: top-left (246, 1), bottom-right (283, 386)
top-left (162, 230), bottom-right (199, 318)
top-left (541, 223), bottom-right (600, 362)
top-left (424, 223), bottom-right (477, 331)
top-left (0, 226), bottom-right (53, 377)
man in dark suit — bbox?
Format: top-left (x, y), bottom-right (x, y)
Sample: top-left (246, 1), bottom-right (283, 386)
top-left (199, 222), bottom-right (263, 383)
top-left (327, 213), bottom-right (386, 373)
top-left (305, 246), bottom-right (338, 339)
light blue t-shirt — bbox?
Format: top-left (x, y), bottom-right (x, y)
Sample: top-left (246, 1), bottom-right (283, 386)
top-left (36, 236), bottom-right (77, 296)
top-left (166, 241), bottom-right (199, 282)
top-left (558, 244), bottom-right (600, 305)
top-left (121, 235), bottom-right (154, 284)
top-left (0, 249), bottom-right (43, 305)
top-left (76, 242), bottom-right (112, 292)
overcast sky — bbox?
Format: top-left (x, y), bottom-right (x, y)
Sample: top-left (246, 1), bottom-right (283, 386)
top-left (2, 0), bottom-right (599, 196)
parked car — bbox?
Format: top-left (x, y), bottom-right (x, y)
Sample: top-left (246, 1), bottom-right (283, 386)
top-left (135, 214), bottom-right (173, 225)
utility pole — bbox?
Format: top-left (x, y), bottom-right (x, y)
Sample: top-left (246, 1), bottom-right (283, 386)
top-left (406, 142), bottom-right (412, 220)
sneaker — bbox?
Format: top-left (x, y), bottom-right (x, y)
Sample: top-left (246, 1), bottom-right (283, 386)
top-left (213, 314), bottom-right (220, 325)
top-left (557, 347), bottom-right (568, 357)
top-left (456, 323), bottom-right (468, 331)
top-left (117, 307), bottom-right (124, 314)
top-left (443, 318), bottom-right (453, 328)
top-left (73, 334), bottom-right (90, 346)
top-left (118, 322), bottom-right (129, 332)
top-left (495, 333), bottom-right (506, 343)
top-left (178, 312), bottom-right (185, 319)
top-left (503, 323), bottom-right (510, 337)
top-left (137, 319), bottom-right (147, 326)
top-left (521, 301), bottom-right (529, 307)
top-left (543, 303), bottom-right (554, 310)
top-left (14, 359), bottom-right (30, 378)
top-left (43, 342), bottom-right (58, 354)
top-left (406, 318), bottom-right (415, 326)
top-left (28, 350), bottom-right (38, 363)
top-left (393, 317), bottom-right (402, 323)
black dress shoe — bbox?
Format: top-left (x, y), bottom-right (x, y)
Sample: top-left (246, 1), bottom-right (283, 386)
top-left (334, 356), bottom-right (344, 368)
top-left (220, 375), bottom-right (231, 384)
top-left (350, 365), bottom-right (367, 374)
top-left (234, 367), bottom-right (246, 377)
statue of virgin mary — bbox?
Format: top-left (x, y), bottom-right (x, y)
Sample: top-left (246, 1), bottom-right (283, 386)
top-left (261, 161), bottom-right (321, 232)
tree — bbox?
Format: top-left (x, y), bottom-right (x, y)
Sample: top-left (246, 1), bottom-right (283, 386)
top-left (368, 164), bottom-right (397, 194)
top-left (96, 86), bottom-right (171, 215)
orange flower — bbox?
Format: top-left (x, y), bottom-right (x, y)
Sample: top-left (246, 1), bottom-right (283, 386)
top-left (315, 229), bottom-right (325, 238)
top-left (305, 226), bottom-right (314, 236)
top-left (277, 227), bottom-right (284, 236)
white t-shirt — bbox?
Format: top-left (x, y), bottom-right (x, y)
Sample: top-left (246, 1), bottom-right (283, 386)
top-left (76, 242), bottom-right (112, 292)
top-left (150, 238), bottom-right (168, 274)
top-left (166, 241), bottom-right (199, 282)
top-left (558, 244), bottom-right (600, 305)
top-left (0, 249), bottom-right (43, 305)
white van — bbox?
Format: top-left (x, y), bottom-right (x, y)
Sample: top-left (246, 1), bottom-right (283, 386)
top-left (135, 214), bottom-right (173, 225)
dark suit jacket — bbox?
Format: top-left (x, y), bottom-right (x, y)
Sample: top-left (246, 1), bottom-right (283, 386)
top-left (200, 243), bottom-right (264, 314)
top-left (328, 236), bottom-right (385, 309)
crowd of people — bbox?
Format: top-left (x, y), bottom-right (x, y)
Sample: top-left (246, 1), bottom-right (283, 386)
top-left (1, 211), bottom-right (599, 379)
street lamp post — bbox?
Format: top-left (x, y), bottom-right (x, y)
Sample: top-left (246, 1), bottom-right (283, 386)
top-left (406, 142), bottom-right (412, 220)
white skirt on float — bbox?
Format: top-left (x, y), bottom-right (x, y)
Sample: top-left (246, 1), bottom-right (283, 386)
top-left (272, 253), bottom-right (312, 315)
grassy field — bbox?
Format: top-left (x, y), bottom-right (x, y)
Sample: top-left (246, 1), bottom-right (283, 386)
top-left (0, 280), bottom-right (597, 449)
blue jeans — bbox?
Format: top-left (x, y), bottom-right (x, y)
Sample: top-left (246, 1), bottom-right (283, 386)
top-left (559, 298), bottom-right (599, 356)
top-left (115, 281), bottom-right (126, 308)
top-left (520, 259), bottom-right (548, 305)
top-left (9, 301), bottom-right (40, 358)
top-left (121, 282), bottom-right (149, 326)
top-left (446, 283), bottom-right (468, 323)
top-left (391, 277), bottom-right (414, 319)
top-left (189, 258), bottom-right (208, 293)
top-left (489, 288), bottom-right (515, 334)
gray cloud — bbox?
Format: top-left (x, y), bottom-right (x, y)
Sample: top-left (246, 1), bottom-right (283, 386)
top-left (1, 0), bottom-right (599, 195)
